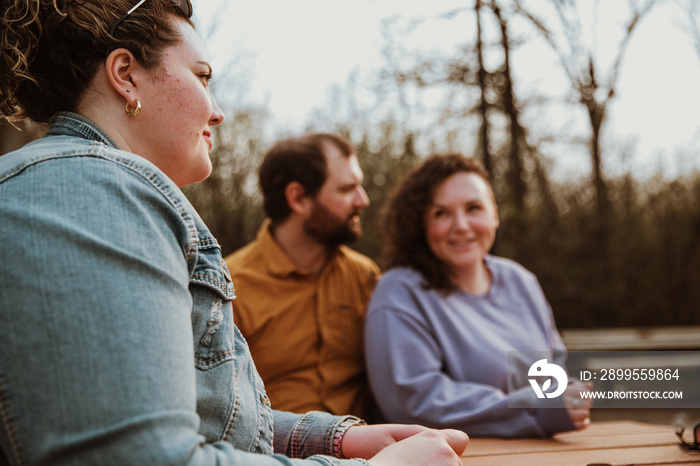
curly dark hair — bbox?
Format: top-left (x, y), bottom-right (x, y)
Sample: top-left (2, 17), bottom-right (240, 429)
top-left (381, 153), bottom-right (494, 292)
top-left (259, 133), bottom-right (354, 224)
top-left (0, 0), bottom-right (192, 123)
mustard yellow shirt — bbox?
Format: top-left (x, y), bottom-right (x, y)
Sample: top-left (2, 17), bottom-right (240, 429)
top-left (224, 221), bottom-right (380, 418)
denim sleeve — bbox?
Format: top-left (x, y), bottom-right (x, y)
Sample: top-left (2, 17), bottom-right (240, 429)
top-left (274, 411), bottom-right (373, 465)
top-left (0, 155), bottom-right (371, 466)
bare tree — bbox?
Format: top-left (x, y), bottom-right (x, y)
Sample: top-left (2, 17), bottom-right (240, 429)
top-left (475, 0), bottom-right (495, 175)
top-left (374, 3), bottom-right (527, 183)
top-left (678, 0), bottom-right (700, 61)
top-left (372, 1), bottom-right (566, 260)
top-left (514, 0), bottom-right (659, 236)
top-left (490, 1), bottom-right (527, 213)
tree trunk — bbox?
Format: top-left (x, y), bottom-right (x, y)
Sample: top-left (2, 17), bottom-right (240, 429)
top-left (491, 1), bottom-right (527, 214)
top-left (475, 0), bottom-right (493, 176)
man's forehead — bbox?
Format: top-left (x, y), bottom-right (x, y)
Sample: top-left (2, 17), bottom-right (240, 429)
top-left (329, 157), bottom-right (362, 181)
top-left (322, 144), bottom-right (361, 176)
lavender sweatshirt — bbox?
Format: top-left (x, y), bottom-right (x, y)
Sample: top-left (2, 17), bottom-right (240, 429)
top-left (364, 255), bottom-right (575, 438)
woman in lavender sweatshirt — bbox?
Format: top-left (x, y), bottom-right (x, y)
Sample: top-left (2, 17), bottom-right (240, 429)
top-left (364, 154), bottom-right (591, 438)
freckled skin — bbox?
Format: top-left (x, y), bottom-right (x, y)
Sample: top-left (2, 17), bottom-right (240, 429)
top-left (130, 20), bottom-right (224, 187)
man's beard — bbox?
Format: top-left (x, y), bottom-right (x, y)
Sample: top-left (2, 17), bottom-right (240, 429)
top-left (303, 200), bottom-right (362, 247)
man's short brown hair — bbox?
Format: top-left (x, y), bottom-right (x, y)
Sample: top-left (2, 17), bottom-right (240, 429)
top-left (259, 133), bottom-right (354, 223)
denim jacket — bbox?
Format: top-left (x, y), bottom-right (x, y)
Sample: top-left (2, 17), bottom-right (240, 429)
top-left (0, 113), bottom-right (370, 465)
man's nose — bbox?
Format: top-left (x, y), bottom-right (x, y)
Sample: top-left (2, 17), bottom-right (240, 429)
top-left (355, 186), bottom-right (370, 208)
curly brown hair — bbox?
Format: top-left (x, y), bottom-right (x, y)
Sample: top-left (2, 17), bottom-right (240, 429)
top-left (0, 0), bottom-right (192, 123)
top-left (381, 153), bottom-right (495, 292)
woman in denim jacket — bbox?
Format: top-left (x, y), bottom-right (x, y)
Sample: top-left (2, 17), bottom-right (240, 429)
top-left (0, 1), bottom-right (468, 465)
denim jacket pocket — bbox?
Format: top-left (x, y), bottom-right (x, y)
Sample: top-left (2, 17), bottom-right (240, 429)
top-left (189, 239), bottom-right (274, 452)
top-left (190, 240), bottom-right (236, 371)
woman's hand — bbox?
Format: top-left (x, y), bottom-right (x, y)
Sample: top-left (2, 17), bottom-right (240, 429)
top-left (341, 424), bottom-right (468, 465)
top-left (564, 380), bottom-right (593, 430)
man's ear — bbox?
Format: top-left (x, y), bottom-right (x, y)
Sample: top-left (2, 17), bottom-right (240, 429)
top-left (104, 48), bottom-right (142, 107)
top-left (285, 181), bottom-right (311, 215)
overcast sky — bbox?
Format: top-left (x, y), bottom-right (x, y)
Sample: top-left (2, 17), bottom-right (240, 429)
top-left (189, 0), bottom-right (700, 179)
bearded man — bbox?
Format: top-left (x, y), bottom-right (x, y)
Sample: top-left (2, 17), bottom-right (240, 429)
top-left (224, 133), bottom-right (380, 419)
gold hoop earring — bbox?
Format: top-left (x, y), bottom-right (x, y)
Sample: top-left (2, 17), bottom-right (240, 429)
top-left (125, 99), bottom-right (141, 117)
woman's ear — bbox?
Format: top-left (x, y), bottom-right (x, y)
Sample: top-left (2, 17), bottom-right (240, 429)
top-left (104, 48), bottom-right (141, 107)
top-left (285, 181), bottom-right (311, 216)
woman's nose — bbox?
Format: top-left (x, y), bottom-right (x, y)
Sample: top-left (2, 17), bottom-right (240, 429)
top-left (209, 96), bottom-right (225, 126)
top-left (454, 210), bottom-right (470, 231)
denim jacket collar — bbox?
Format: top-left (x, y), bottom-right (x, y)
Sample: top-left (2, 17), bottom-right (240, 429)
top-left (46, 111), bottom-right (120, 149)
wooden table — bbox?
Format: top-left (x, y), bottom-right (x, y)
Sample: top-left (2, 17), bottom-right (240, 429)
top-left (462, 420), bottom-right (700, 465)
